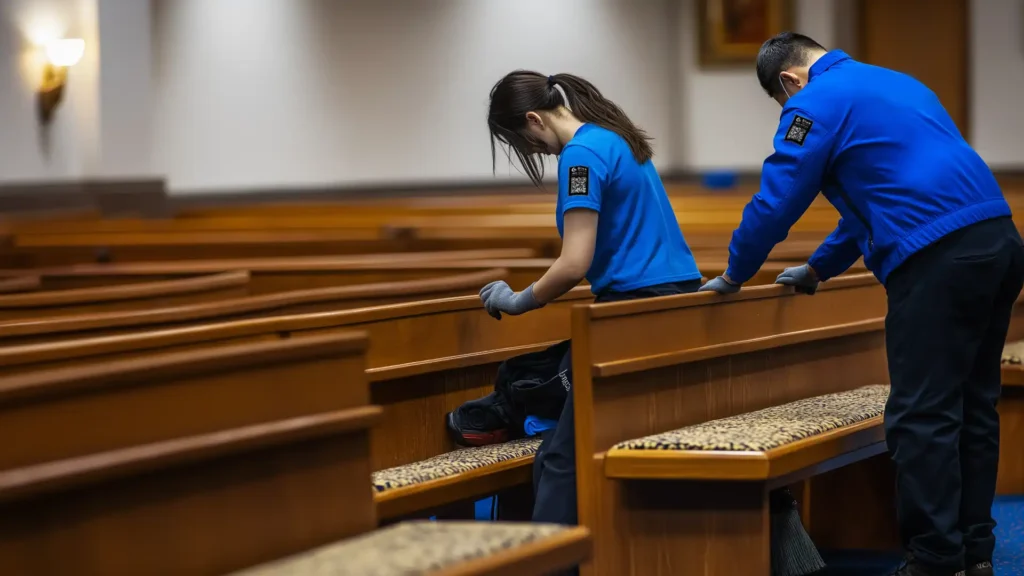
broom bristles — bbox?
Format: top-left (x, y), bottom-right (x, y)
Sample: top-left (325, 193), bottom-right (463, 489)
top-left (771, 498), bottom-right (826, 576)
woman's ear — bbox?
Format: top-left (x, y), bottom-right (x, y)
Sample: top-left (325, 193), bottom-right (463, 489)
top-left (525, 111), bottom-right (544, 129)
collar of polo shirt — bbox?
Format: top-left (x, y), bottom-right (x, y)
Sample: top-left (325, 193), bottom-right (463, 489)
top-left (809, 50), bottom-right (852, 82)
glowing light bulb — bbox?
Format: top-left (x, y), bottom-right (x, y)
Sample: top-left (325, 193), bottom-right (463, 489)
top-left (44, 38), bottom-right (84, 67)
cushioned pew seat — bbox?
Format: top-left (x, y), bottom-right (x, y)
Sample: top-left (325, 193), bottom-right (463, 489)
top-left (605, 385), bottom-right (890, 480)
top-left (372, 438), bottom-right (543, 518)
top-left (1002, 340), bottom-right (1024, 365)
top-left (228, 520), bottom-right (590, 576)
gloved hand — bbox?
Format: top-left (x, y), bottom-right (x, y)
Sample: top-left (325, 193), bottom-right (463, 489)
top-left (698, 275), bottom-right (741, 295)
top-left (479, 281), bottom-right (544, 320)
top-left (775, 264), bottom-right (820, 295)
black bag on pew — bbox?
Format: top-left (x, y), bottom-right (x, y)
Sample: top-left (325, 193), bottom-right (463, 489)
top-left (446, 340), bottom-right (572, 447)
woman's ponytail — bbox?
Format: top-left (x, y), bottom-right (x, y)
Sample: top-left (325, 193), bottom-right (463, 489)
top-left (548, 73), bottom-right (654, 165)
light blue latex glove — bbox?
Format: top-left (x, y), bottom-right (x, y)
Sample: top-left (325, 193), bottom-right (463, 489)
top-left (479, 281), bottom-right (543, 320)
top-left (698, 275), bottom-right (741, 295)
top-left (775, 264), bottom-right (820, 295)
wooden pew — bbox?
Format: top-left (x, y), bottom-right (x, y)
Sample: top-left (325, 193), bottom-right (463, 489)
top-left (1, 256), bottom-right (865, 295)
top-left (998, 314), bottom-right (1024, 495)
top-left (0, 275), bottom-right (40, 293)
top-left (4, 194), bottom-right (839, 265)
top-left (8, 256), bottom-right (548, 294)
top-left (0, 332), bottom-right (377, 574)
top-left (0, 288), bottom-right (594, 522)
top-left (0, 333), bottom-right (591, 575)
top-left (0, 259), bottom-right (870, 346)
top-left (0, 269), bottom-right (508, 345)
top-left (567, 275), bottom-right (895, 576)
top-left (0, 271), bottom-right (250, 320)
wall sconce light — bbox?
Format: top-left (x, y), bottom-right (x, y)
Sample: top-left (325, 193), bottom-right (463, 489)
top-left (38, 38), bottom-right (85, 126)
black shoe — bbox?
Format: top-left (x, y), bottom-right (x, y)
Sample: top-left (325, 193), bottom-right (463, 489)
top-left (965, 562), bottom-right (993, 576)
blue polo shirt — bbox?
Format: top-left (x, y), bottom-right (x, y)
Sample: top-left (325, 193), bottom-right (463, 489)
top-left (725, 50), bottom-right (1010, 285)
top-left (556, 124), bottom-right (702, 295)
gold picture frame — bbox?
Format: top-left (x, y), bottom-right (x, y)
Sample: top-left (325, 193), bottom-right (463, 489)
top-left (698, 0), bottom-right (793, 68)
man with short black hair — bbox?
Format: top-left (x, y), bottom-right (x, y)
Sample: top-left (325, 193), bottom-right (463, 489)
top-left (700, 32), bottom-right (1024, 576)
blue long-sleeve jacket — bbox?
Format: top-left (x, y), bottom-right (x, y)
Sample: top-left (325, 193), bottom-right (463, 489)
top-left (726, 50), bottom-right (1011, 286)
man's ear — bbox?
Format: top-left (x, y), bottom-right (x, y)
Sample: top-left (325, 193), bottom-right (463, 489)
top-left (780, 71), bottom-right (802, 90)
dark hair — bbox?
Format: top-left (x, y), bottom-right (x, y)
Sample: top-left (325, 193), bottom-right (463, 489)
top-left (756, 32), bottom-right (826, 98)
top-left (488, 71), bottom-right (653, 187)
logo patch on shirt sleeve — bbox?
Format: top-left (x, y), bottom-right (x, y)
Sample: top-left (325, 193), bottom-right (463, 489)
top-left (784, 115), bottom-right (813, 146)
top-left (568, 166), bottom-right (589, 196)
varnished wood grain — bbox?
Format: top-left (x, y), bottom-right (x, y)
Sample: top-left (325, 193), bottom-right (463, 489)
top-left (0, 269), bottom-right (512, 343)
top-left (0, 332), bottom-right (368, 470)
top-left (0, 275), bottom-right (40, 293)
top-left (997, 386), bottom-right (1024, 494)
top-left (572, 285), bottom-right (891, 576)
top-left (0, 271), bottom-right (250, 319)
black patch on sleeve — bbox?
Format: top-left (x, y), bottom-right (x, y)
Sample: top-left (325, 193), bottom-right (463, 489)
top-left (784, 115), bottom-right (813, 146)
top-left (568, 166), bottom-right (589, 196)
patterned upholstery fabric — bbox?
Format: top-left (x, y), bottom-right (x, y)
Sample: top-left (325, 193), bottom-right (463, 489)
top-left (1002, 341), bottom-right (1024, 365)
top-left (227, 521), bottom-right (568, 576)
top-left (611, 385), bottom-right (889, 453)
top-left (372, 437), bottom-right (542, 492)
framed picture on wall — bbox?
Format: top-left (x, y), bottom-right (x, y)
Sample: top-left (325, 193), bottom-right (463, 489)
top-left (698, 0), bottom-right (793, 67)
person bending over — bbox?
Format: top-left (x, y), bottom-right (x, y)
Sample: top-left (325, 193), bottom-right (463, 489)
top-left (481, 70), bottom-right (703, 527)
top-left (701, 32), bottom-right (1023, 576)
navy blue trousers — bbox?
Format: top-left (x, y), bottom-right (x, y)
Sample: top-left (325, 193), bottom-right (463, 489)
top-left (530, 279), bottom-right (702, 526)
top-left (884, 216), bottom-right (1024, 570)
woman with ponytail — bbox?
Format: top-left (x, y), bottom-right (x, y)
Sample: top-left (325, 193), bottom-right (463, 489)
top-left (479, 71), bottom-right (704, 526)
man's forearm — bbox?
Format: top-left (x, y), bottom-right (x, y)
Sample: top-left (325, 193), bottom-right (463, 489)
top-left (531, 257), bottom-right (588, 304)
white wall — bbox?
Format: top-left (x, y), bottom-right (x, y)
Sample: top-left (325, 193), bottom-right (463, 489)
top-left (6, 0), bottom-right (1013, 192)
top-left (674, 0), bottom-right (842, 171)
top-left (95, 0), bottom-right (154, 178)
top-left (153, 0), bottom-right (678, 193)
top-left (970, 0), bottom-right (1024, 168)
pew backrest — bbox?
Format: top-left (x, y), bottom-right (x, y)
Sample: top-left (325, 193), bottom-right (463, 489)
top-left (0, 271), bottom-right (250, 319)
top-left (0, 269), bottom-right (511, 344)
top-left (0, 275), bottom-right (40, 294)
top-left (567, 273), bottom-right (889, 576)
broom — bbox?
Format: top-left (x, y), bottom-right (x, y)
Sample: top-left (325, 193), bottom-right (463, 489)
top-left (770, 488), bottom-right (826, 576)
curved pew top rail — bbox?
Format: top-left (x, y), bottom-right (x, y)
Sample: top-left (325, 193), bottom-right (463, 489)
top-left (0, 275), bottom-right (41, 294)
top-left (1, 255), bottom-right (549, 294)
top-left (0, 268), bottom-right (511, 344)
top-left (0, 284), bottom-right (593, 372)
top-left (0, 270), bottom-right (248, 310)
top-left (0, 249), bottom-right (536, 277)
top-left (0, 330), bottom-right (371, 475)
top-left (572, 272), bottom-right (885, 374)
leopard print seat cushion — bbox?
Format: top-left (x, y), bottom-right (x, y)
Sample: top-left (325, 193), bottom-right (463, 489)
top-left (226, 520), bottom-right (568, 576)
top-left (372, 437), bottom-right (542, 492)
top-left (1002, 341), bottom-right (1024, 365)
top-left (611, 385), bottom-right (890, 453)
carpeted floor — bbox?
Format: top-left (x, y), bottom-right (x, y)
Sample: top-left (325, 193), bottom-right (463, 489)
top-left (819, 495), bottom-right (1024, 576)
top-left (474, 495), bottom-right (1024, 575)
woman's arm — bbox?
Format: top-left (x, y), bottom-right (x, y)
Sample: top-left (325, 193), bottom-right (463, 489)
top-left (531, 208), bottom-right (598, 304)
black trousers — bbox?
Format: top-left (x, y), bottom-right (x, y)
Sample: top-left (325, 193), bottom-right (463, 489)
top-left (530, 279), bottom-right (702, 526)
top-left (884, 216), bottom-right (1024, 570)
